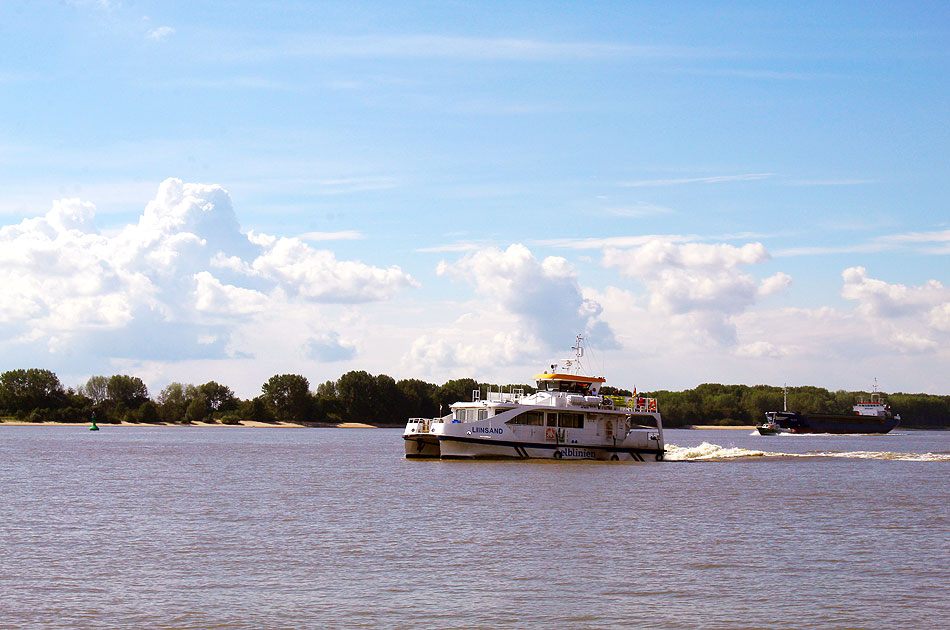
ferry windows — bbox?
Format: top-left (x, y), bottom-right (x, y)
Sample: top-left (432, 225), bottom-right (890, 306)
top-left (559, 412), bottom-right (584, 429)
top-left (525, 411), bottom-right (544, 426)
top-left (506, 410), bottom-right (586, 428)
top-left (540, 412), bottom-right (585, 428)
top-left (454, 408), bottom-right (476, 422)
top-left (478, 409), bottom-right (488, 421)
top-left (508, 411), bottom-right (544, 426)
top-left (537, 379), bottom-right (593, 394)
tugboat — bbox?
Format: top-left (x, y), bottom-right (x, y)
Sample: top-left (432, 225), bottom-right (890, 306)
top-left (403, 335), bottom-right (664, 461)
top-left (757, 381), bottom-right (900, 435)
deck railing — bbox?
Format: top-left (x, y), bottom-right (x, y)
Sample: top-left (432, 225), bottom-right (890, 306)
top-left (603, 395), bottom-right (659, 413)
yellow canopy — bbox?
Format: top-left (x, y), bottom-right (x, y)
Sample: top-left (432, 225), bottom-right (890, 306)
top-left (533, 373), bottom-right (606, 383)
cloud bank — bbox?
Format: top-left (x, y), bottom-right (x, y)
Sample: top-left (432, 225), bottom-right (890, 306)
top-left (1, 182), bottom-right (947, 396)
top-left (0, 179), bottom-right (415, 372)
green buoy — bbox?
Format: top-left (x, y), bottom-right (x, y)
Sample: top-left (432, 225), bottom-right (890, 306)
top-left (90, 412), bottom-right (100, 431)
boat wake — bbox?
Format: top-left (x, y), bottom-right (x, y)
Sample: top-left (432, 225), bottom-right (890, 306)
top-left (666, 442), bottom-right (950, 462)
top-left (665, 442), bottom-right (770, 460)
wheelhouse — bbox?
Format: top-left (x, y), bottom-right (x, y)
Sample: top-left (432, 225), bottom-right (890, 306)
top-left (534, 372), bottom-right (606, 395)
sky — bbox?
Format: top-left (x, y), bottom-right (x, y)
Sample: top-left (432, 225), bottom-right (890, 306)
top-left (1, 1), bottom-right (948, 399)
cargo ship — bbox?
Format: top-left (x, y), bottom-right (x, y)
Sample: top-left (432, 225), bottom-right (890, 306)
top-left (757, 384), bottom-right (900, 435)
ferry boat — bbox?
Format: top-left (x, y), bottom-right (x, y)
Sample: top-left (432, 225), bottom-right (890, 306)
top-left (757, 382), bottom-right (900, 435)
top-left (403, 336), bottom-right (665, 461)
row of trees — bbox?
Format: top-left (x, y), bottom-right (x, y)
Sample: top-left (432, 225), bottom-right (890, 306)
top-left (1, 368), bottom-right (948, 428)
top-left (0, 368), bottom-right (531, 427)
top-left (645, 383), bottom-right (950, 429)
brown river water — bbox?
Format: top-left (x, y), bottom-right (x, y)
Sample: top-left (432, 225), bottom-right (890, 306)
top-left (2, 426), bottom-right (948, 629)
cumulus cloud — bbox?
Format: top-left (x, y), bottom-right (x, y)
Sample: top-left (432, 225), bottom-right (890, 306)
top-left (405, 244), bottom-right (614, 372)
top-left (930, 303), bottom-right (950, 332)
top-left (841, 266), bottom-right (950, 353)
top-left (842, 266), bottom-right (948, 318)
top-left (0, 179), bottom-right (415, 366)
top-left (602, 240), bottom-right (786, 345)
top-left (734, 341), bottom-right (786, 358)
top-left (758, 272), bottom-right (792, 296)
top-left (440, 244), bottom-right (613, 344)
top-left (250, 237), bottom-right (416, 302)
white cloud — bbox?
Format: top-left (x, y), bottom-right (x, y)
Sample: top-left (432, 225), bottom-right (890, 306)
top-left (534, 234), bottom-right (695, 250)
top-left (405, 329), bottom-right (539, 374)
top-left (884, 229), bottom-right (950, 244)
top-left (841, 266), bottom-right (948, 319)
top-left (146, 26), bottom-right (175, 42)
top-left (601, 240), bottom-right (785, 346)
top-left (621, 173), bottom-right (774, 187)
top-left (604, 241), bottom-right (768, 277)
top-left (193, 271), bottom-right (268, 316)
top-left (929, 303), bottom-right (950, 332)
top-left (231, 35), bottom-right (703, 63)
top-left (0, 179), bottom-right (416, 366)
top-left (839, 266), bottom-right (950, 354)
top-left (775, 230), bottom-right (950, 258)
top-left (734, 341), bottom-right (785, 358)
top-left (438, 243), bottom-right (613, 346)
top-left (404, 244), bottom-right (615, 373)
top-left (250, 237), bottom-right (416, 302)
top-left (758, 272), bottom-right (793, 296)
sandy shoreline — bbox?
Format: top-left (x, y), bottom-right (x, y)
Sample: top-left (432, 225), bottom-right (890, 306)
top-left (0, 420), bottom-right (377, 428)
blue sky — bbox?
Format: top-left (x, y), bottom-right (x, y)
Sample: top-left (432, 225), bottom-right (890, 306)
top-left (1, 1), bottom-right (948, 398)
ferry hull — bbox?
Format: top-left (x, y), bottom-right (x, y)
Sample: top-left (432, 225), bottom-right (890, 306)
top-left (404, 435), bottom-right (441, 459)
top-left (404, 434), bottom-right (664, 462)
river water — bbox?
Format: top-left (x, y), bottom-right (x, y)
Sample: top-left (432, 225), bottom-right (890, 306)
top-left (1, 426), bottom-right (947, 629)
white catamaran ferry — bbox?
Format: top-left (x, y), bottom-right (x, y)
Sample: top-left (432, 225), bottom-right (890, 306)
top-left (403, 336), bottom-right (664, 461)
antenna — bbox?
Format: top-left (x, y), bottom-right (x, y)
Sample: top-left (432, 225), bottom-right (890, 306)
top-left (568, 334), bottom-right (585, 374)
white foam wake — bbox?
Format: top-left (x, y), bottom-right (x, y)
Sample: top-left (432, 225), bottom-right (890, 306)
top-left (665, 442), bottom-right (774, 460)
top-left (804, 450), bottom-right (950, 462)
top-left (665, 442), bottom-right (950, 462)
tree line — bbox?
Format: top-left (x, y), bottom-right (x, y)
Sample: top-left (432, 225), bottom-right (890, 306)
top-left (644, 383), bottom-right (950, 429)
top-left (1, 368), bottom-right (947, 428)
top-left (0, 368), bottom-right (534, 427)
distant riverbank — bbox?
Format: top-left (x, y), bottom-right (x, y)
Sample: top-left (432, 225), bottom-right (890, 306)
top-left (0, 420), bottom-right (377, 428)
top-left (3, 419), bottom-right (749, 430)
top-left (686, 425), bottom-right (756, 430)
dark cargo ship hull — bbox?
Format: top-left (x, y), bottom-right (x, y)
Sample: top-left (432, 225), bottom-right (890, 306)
top-left (767, 412), bottom-right (899, 434)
